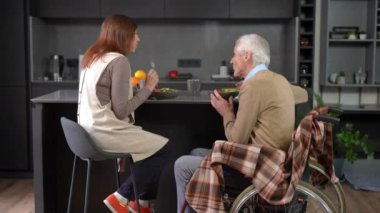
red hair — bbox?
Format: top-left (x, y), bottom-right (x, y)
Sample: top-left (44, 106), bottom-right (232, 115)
top-left (81, 14), bottom-right (137, 69)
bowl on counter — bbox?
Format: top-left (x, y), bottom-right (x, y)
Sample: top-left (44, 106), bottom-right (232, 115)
top-left (150, 87), bottom-right (179, 100)
top-left (216, 87), bottom-right (239, 100)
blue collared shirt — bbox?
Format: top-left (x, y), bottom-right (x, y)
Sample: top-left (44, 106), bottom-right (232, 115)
top-left (244, 64), bottom-right (268, 81)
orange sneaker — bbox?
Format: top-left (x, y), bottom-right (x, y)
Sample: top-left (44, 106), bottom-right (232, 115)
top-left (103, 193), bottom-right (129, 213)
top-left (128, 200), bottom-right (152, 213)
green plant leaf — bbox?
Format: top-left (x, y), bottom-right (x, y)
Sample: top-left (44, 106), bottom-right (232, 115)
top-left (337, 122), bottom-right (374, 164)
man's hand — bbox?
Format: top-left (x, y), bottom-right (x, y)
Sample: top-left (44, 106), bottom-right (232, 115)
top-left (235, 80), bottom-right (243, 89)
top-left (210, 90), bottom-right (234, 117)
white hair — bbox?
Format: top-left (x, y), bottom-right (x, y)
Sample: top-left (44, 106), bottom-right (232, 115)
top-left (235, 34), bottom-right (270, 67)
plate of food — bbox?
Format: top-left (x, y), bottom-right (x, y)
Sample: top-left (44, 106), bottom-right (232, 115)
top-left (216, 87), bottom-right (239, 100)
top-left (151, 87), bottom-right (179, 100)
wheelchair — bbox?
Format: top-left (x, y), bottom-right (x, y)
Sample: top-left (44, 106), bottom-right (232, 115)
top-left (222, 107), bottom-right (346, 213)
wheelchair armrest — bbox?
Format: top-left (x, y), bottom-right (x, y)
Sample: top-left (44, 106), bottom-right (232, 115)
top-left (316, 115), bottom-right (340, 125)
top-left (328, 107), bottom-right (344, 115)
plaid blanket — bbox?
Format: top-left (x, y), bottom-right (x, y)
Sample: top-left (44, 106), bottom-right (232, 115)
top-left (185, 107), bottom-right (338, 212)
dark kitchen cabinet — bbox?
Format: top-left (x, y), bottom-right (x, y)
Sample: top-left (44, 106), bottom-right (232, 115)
top-left (100, 0), bottom-right (165, 18)
top-left (230, 0), bottom-right (295, 19)
top-left (0, 88), bottom-right (29, 170)
top-left (30, 0), bottom-right (100, 18)
top-left (165, 0), bottom-right (229, 18)
top-left (0, 0), bottom-right (30, 172)
top-left (31, 82), bottom-right (78, 98)
top-left (0, 0), bottom-right (27, 86)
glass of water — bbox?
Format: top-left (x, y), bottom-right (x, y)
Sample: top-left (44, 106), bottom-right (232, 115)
top-left (187, 79), bottom-right (201, 95)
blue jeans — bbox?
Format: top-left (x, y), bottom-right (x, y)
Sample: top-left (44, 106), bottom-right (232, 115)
top-left (117, 142), bottom-right (173, 200)
top-left (174, 148), bottom-right (210, 213)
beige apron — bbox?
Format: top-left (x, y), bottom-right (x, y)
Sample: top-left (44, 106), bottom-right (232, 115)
top-left (78, 52), bottom-right (168, 162)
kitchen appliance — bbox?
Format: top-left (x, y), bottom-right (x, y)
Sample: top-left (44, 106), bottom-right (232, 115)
top-left (219, 60), bottom-right (228, 76)
top-left (211, 60), bottom-right (231, 81)
top-left (50, 54), bottom-right (64, 81)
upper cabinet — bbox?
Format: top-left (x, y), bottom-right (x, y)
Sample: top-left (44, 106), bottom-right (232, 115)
top-left (100, 0), bottom-right (165, 18)
top-left (164, 0), bottom-right (229, 18)
top-left (31, 0), bottom-right (297, 19)
top-left (230, 0), bottom-right (295, 19)
top-left (31, 0), bottom-right (100, 18)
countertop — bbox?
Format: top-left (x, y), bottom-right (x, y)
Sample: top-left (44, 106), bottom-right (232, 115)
top-left (30, 89), bottom-right (217, 104)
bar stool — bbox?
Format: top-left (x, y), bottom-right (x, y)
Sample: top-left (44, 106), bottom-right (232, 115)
top-left (60, 117), bottom-right (140, 213)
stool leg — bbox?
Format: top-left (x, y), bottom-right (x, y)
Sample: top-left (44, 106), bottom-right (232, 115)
top-left (84, 159), bottom-right (92, 213)
top-left (67, 156), bottom-right (77, 213)
top-left (128, 157), bottom-right (140, 213)
top-left (114, 159), bottom-right (120, 187)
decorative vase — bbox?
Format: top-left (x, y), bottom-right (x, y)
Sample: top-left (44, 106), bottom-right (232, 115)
top-left (329, 72), bottom-right (338, 84)
top-left (337, 76), bottom-right (345, 85)
top-left (360, 71), bottom-right (367, 84)
top-left (359, 33), bottom-right (367, 40)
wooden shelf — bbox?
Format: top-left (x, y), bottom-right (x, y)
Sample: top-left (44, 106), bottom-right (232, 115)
top-left (299, 73), bottom-right (313, 77)
top-left (321, 85), bottom-right (380, 112)
top-left (321, 83), bottom-right (380, 88)
top-left (300, 32), bottom-right (313, 35)
top-left (326, 104), bottom-right (380, 114)
top-left (329, 39), bottom-right (374, 44)
top-left (301, 4), bottom-right (314, 7)
top-left (300, 18), bottom-right (314, 21)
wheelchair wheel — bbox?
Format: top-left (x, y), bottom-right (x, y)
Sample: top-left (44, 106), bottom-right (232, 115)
top-left (307, 160), bottom-right (346, 213)
top-left (229, 181), bottom-right (337, 213)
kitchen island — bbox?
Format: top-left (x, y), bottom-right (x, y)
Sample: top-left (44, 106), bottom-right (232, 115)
top-left (31, 89), bottom-right (229, 213)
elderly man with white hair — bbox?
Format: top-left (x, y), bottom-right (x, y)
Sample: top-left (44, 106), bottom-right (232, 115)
top-left (174, 33), bottom-right (307, 213)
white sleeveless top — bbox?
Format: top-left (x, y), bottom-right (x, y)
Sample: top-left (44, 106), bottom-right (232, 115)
top-left (78, 52), bottom-right (168, 161)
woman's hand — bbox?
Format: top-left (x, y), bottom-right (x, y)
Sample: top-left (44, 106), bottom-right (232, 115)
top-left (210, 90), bottom-right (234, 117)
top-left (144, 69), bottom-right (159, 91)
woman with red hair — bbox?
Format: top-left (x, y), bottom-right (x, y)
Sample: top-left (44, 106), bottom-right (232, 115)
top-left (78, 14), bottom-right (171, 213)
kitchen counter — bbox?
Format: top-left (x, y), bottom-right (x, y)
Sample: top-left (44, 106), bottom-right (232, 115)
top-left (31, 89), bottom-right (78, 103)
top-left (31, 89), bottom-right (221, 104)
top-left (31, 89), bottom-right (227, 213)
top-left (30, 80), bottom-right (238, 98)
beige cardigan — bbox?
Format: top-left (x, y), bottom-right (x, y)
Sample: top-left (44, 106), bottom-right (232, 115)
top-left (223, 70), bottom-right (297, 151)
top-left (77, 52), bottom-right (168, 162)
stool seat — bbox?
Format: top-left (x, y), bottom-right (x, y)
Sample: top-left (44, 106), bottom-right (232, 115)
top-left (60, 117), bottom-right (140, 213)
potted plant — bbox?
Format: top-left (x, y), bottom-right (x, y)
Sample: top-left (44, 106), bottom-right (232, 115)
top-left (335, 123), bottom-right (379, 190)
top-left (336, 71), bottom-right (346, 84)
top-left (310, 92), bottom-right (375, 178)
top-left (347, 31), bottom-right (357, 39)
top-left (336, 123), bottom-right (374, 164)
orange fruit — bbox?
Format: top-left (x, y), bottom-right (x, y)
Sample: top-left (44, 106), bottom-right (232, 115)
top-left (134, 70), bottom-right (146, 80)
top-left (130, 77), bottom-right (139, 87)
